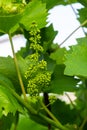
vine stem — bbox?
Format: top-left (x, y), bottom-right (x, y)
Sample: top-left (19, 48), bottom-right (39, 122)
top-left (8, 33), bottom-right (27, 101)
top-left (40, 101), bottom-right (69, 130)
top-left (6, 85), bottom-right (69, 130)
top-left (79, 117), bottom-right (87, 130)
top-left (59, 19), bottom-right (87, 47)
top-left (44, 93), bottom-right (51, 130)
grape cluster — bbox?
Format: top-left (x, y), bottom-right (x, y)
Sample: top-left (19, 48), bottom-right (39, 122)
top-left (25, 23), bottom-right (51, 97)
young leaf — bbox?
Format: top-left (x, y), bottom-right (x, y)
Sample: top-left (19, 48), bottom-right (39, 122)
top-left (64, 37), bottom-right (87, 77)
top-left (20, 0), bottom-right (47, 30)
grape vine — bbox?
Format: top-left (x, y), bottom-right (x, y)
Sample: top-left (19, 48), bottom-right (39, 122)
top-left (0, 0), bottom-right (87, 130)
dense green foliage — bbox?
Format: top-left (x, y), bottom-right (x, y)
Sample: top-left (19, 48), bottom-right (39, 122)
top-left (0, 0), bottom-right (87, 130)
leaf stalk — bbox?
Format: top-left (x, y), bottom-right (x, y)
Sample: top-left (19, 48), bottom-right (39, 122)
top-left (40, 101), bottom-right (69, 130)
top-left (6, 84), bottom-right (69, 130)
top-left (79, 117), bottom-right (87, 130)
top-left (8, 33), bottom-right (27, 101)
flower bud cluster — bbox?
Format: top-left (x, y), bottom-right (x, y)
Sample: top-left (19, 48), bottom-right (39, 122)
top-left (25, 59), bottom-right (47, 79)
top-left (27, 80), bottom-right (39, 97)
top-left (27, 71), bottom-right (51, 97)
top-left (38, 60), bottom-right (47, 69)
top-left (29, 53), bottom-right (39, 62)
top-left (29, 22), bottom-right (43, 53)
top-left (25, 23), bottom-right (51, 97)
top-left (33, 72), bottom-right (51, 89)
top-left (48, 95), bottom-right (57, 104)
top-left (30, 44), bottom-right (44, 52)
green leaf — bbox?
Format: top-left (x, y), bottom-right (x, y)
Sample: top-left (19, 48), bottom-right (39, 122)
top-left (41, 0), bottom-right (66, 10)
top-left (0, 56), bottom-right (18, 86)
top-left (0, 74), bottom-right (14, 89)
top-left (77, 0), bottom-right (87, 7)
top-left (42, 0), bottom-right (77, 10)
top-left (0, 85), bottom-right (23, 117)
top-left (50, 65), bottom-right (79, 94)
top-left (44, 56), bottom-right (56, 74)
top-left (17, 114), bottom-right (47, 130)
top-left (0, 113), bottom-right (15, 130)
top-left (75, 86), bottom-right (87, 116)
top-left (17, 54), bottom-right (29, 78)
top-left (0, 13), bottom-right (22, 34)
top-left (51, 99), bottom-right (79, 125)
top-left (50, 47), bottom-right (67, 64)
top-left (64, 37), bottom-right (87, 77)
top-left (0, 1), bottom-right (25, 34)
top-left (16, 47), bottom-right (27, 58)
top-left (78, 8), bottom-right (87, 28)
top-left (0, 56), bottom-right (28, 93)
top-left (41, 24), bottom-right (58, 53)
top-left (20, 0), bottom-right (47, 30)
top-left (0, 0), bottom-right (12, 6)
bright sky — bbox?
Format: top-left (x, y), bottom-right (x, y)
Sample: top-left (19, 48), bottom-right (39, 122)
top-left (48, 3), bottom-right (85, 48)
top-left (0, 3), bottom-right (85, 56)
